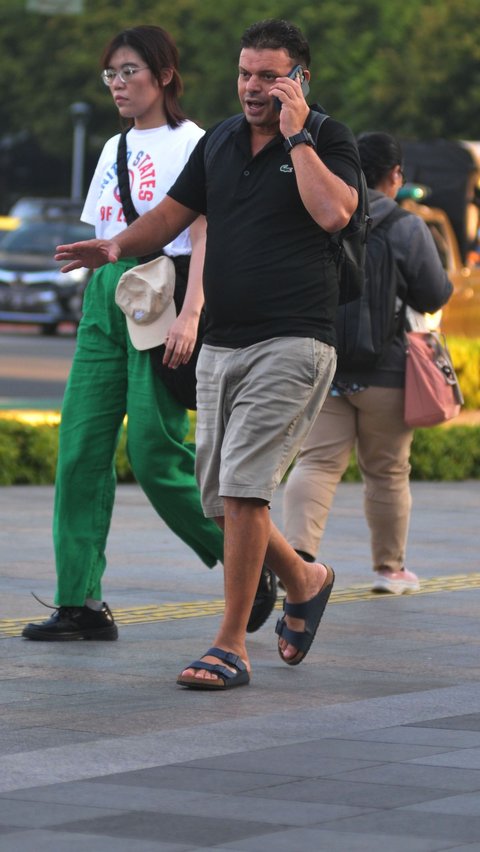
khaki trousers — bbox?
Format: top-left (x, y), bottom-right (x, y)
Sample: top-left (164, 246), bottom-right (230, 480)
top-left (283, 387), bottom-right (414, 572)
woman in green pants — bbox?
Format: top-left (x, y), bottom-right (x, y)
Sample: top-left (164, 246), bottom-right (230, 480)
top-left (22, 25), bottom-right (275, 641)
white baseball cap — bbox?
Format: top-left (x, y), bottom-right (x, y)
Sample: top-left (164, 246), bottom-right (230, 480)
top-left (115, 256), bottom-right (176, 351)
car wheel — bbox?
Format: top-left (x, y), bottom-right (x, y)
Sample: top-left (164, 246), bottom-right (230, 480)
top-left (41, 323), bottom-right (58, 336)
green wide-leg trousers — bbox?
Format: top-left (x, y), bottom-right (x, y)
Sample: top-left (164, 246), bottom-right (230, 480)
top-left (53, 260), bottom-right (223, 606)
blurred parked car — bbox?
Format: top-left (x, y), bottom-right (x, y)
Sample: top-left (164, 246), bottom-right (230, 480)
top-left (8, 196), bottom-right (85, 222)
top-left (0, 218), bottom-right (94, 334)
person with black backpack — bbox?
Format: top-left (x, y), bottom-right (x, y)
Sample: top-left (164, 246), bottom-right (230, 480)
top-left (283, 131), bottom-right (453, 594)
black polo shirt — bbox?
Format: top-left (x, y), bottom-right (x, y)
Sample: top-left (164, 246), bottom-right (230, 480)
top-left (168, 112), bottom-right (360, 348)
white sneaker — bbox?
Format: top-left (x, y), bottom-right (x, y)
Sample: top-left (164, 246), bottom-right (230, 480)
top-left (371, 568), bottom-right (420, 595)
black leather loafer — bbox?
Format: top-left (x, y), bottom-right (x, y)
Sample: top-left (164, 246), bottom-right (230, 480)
top-left (21, 603), bottom-right (118, 641)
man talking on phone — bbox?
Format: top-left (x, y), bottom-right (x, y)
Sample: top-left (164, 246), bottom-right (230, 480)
top-left (56, 19), bottom-right (360, 691)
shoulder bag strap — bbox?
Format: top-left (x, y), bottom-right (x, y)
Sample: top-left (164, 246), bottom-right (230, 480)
top-left (116, 130), bottom-right (163, 263)
top-left (116, 130), bottom-right (139, 226)
top-left (203, 114), bottom-right (243, 173)
top-left (378, 205), bottom-right (413, 331)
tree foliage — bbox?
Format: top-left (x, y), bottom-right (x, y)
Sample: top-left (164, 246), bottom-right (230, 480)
top-left (0, 0), bottom-right (478, 205)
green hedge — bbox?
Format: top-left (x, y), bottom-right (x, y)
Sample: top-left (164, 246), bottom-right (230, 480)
top-left (0, 418), bottom-right (479, 485)
top-left (0, 419), bottom-right (58, 485)
top-left (341, 425), bottom-right (480, 482)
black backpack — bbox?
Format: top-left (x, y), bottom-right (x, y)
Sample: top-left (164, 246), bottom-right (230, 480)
top-left (335, 205), bottom-right (409, 372)
top-left (204, 110), bottom-right (370, 306)
top-left (308, 108), bottom-right (371, 305)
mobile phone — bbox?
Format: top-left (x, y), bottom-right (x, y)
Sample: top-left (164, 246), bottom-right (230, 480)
top-left (274, 64), bottom-right (310, 111)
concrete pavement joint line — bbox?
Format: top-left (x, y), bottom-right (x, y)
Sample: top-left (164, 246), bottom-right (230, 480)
top-left (1, 682), bottom-right (480, 795)
top-left (2, 572), bottom-right (480, 638)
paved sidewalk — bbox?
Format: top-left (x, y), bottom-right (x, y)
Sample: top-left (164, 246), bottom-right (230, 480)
top-left (1, 480), bottom-right (480, 851)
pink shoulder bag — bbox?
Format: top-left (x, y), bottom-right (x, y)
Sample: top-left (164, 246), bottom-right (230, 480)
top-left (404, 331), bottom-right (463, 428)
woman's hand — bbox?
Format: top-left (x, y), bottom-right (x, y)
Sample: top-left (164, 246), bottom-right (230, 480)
top-left (162, 312), bottom-right (200, 369)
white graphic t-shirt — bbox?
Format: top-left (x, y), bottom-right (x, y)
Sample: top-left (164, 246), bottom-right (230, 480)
top-left (81, 121), bottom-right (204, 256)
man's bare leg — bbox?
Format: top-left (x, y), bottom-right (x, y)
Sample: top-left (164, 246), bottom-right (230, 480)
top-left (179, 499), bottom-right (329, 683)
top-left (264, 523), bottom-right (328, 661)
top-left (179, 496), bottom-right (270, 683)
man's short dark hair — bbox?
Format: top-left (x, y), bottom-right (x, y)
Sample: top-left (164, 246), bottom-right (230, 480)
top-left (240, 19), bottom-right (311, 67)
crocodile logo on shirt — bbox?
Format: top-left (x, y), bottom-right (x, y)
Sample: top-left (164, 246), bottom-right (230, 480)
top-left (280, 164), bottom-right (294, 173)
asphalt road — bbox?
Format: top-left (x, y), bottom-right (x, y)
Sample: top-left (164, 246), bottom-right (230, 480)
top-left (0, 324), bottom-right (76, 408)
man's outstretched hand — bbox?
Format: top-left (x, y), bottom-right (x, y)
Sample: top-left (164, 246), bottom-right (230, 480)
top-left (55, 239), bottom-right (121, 272)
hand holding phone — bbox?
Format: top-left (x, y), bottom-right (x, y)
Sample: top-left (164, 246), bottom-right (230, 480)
top-left (274, 64), bottom-right (310, 111)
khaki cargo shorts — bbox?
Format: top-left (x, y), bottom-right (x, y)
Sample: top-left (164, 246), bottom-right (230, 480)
top-left (195, 336), bottom-right (336, 518)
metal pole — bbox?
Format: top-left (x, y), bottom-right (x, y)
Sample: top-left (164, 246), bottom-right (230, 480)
top-left (69, 102), bottom-right (91, 201)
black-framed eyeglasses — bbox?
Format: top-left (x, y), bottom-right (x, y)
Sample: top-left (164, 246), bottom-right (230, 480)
top-left (101, 65), bottom-right (149, 86)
